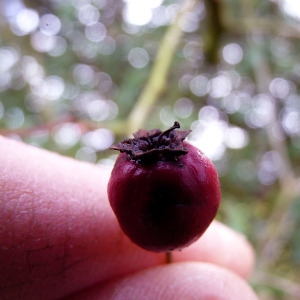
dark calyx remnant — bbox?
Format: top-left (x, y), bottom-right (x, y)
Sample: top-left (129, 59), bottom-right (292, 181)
top-left (111, 121), bottom-right (191, 162)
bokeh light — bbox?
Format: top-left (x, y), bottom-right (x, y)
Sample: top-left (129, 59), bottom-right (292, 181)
top-left (15, 8), bottom-right (39, 35)
top-left (174, 98), bottom-right (194, 119)
top-left (190, 74), bottom-right (209, 97)
top-left (0, 47), bottom-right (19, 73)
top-left (225, 127), bottom-right (249, 149)
top-left (73, 64), bottom-right (95, 86)
top-left (30, 76), bottom-right (65, 101)
top-left (222, 43), bottom-right (243, 65)
top-left (209, 73), bottom-right (233, 98)
top-left (123, 0), bottom-right (163, 26)
top-left (53, 123), bottom-right (81, 149)
top-left (31, 32), bottom-right (56, 53)
top-left (4, 107), bottom-right (24, 129)
top-left (245, 94), bottom-right (275, 128)
top-left (39, 14), bottom-right (61, 36)
top-left (128, 47), bottom-right (150, 68)
top-left (280, 0), bottom-right (300, 20)
top-left (82, 128), bottom-right (114, 151)
top-left (85, 22), bottom-right (107, 42)
top-left (269, 77), bottom-right (292, 99)
top-left (78, 4), bottom-right (100, 25)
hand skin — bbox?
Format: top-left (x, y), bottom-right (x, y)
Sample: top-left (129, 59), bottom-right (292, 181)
top-left (0, 136), bottom-right (258, 300)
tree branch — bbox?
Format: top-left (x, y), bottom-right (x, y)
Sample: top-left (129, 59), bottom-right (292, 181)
top-left (127, 0), bottom-right (198, 135)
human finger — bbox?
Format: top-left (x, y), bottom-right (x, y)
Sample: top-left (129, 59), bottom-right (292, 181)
top-left (172, 220), bottom-right (255, 279)
top-left (0, 137), bottom-right (254, 299)
top-left (66, 262), bottom-right (258, 300)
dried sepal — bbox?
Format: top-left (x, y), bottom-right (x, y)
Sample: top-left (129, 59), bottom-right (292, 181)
top-left (111, 121), bottom-right (191, 162)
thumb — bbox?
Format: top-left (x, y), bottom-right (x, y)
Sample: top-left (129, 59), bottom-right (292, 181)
top-left (67, 262), bottom-right (258, 300)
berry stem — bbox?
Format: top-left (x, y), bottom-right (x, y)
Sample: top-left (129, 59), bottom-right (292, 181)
top-left (166, 252), bottom-right (173, 264)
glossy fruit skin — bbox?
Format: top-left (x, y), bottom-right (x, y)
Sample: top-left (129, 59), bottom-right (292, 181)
top-left (108, 141), bottom-right (221, 252)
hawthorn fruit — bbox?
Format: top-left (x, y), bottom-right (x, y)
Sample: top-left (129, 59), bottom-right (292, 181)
top-left (108, 122), bottom-right (221, 252)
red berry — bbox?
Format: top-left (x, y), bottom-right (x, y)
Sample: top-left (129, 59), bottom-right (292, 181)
top-left (108, 122), bottom-right (221, 252)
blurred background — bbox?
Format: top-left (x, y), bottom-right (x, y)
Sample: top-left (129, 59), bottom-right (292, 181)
top-left (0, 0), bottom-right (300, 298)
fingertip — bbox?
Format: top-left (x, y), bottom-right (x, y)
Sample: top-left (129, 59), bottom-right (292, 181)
top-left (172, 221), bottom-right (255, 279)
top-left (67, 262), bottom-right (258, 300)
